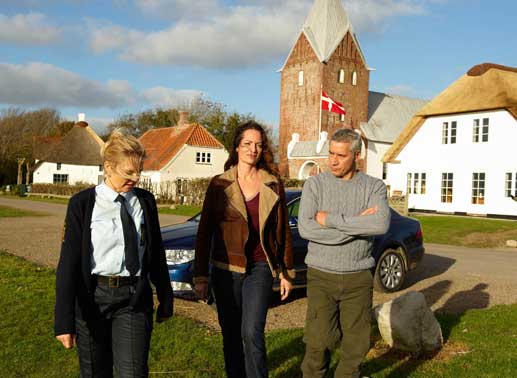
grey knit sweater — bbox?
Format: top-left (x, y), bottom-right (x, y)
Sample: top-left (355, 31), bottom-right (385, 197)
top-left (298, 171), bottom-right (390, 274)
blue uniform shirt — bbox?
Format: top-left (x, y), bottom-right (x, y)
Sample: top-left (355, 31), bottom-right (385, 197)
top-left (90, 182), bottom-right (145, 276)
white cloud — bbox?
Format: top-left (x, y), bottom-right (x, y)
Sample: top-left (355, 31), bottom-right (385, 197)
top-left (88, 0), bottom-right (436, 68)
top-left (0, 62), bottom-right (200, 109)
top-left (343, 0), bottom-right (426, 33)
top-left (90, 2), bottom-right (307, 68)
top-left (89, 22), bottom-right (144, 54)
top-left (141, 87), bottom-right (203, 108)
top-left (0, 13), bottom-right (60, 45)
top-left (134, 0), bottom-right (220, 19)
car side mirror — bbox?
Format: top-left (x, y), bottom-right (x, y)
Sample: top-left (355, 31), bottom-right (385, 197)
top-left (288, 216), bottom-right (298, 227)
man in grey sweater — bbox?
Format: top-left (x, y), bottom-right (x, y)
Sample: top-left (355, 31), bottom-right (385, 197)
top-left (299, 129), bottom-right (390, 378)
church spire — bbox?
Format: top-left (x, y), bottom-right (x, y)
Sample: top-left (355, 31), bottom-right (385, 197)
top-left (280, 0), bottom-right (367, 71)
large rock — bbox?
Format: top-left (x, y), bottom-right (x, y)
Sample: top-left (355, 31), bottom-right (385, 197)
top-left (373, 291), bottom-right (443, 354)
top-left (505, 239), bottom-right (517, 248)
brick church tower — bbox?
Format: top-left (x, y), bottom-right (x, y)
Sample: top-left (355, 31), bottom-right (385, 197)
top-left (278, 0), bottom-right (370, 178)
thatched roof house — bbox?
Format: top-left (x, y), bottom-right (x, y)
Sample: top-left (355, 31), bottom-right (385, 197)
top-left (384, 63), bottom-right (517, 163)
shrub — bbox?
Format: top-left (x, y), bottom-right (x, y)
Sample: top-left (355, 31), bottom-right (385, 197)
top-left (30, 183), bottom-right (94, 197)
top-left (282, 177), bottom-right (305, 189)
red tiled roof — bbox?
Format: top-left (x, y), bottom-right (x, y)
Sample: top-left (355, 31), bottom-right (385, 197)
top-left (140, 123), bottom-right (224, 171)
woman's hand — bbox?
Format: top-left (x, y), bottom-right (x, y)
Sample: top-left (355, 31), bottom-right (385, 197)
top-left (195, 282), bottom-right (209, 302)
top-left (279, 277), bottom-right (292, 301)
top-left (56, 334), bottom-right (76, 349)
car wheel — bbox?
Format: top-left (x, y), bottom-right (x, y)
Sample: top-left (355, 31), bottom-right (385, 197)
top-left (374, 248), bottom-right (406, 293)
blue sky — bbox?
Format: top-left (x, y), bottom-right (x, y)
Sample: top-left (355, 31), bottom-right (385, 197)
top-left (0, 0), bottom-right (515, 134)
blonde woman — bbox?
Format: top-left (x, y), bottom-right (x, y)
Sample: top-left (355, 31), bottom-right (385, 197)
top-left (54, 129), bottom-right (173, 377)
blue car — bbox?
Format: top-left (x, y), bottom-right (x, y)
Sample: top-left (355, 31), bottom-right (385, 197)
top-left (161, 190), bottom-right (425, 295)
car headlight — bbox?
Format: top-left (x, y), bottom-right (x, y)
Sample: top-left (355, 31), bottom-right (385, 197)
top-left (165, 249), bottom-right (195, 264)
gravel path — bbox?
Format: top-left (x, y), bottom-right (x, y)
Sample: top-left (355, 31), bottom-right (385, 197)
top-left (2, 196), bottom-right (517, 332)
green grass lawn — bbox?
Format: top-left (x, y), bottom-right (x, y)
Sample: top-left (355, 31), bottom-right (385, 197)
top-left (413, 214), bottom-right (517, 248)
top-left (158, 204), bottom-right (201, 217)
top-left (1, 251), bottom-right (516, 377)
top-left (0, 205), bottom-right (49, 217)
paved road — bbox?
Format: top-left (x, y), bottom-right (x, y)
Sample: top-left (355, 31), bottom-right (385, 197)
top-left (0, 197), bottom-right (189, 268)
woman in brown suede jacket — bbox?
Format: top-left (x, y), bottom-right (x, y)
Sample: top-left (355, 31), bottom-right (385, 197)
top-left (194, 121), bottom-right (293, 378)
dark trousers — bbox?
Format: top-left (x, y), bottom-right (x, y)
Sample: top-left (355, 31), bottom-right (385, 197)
top-left (75, 283), bottom-right (153, 378)
top-left (301, 268), bottom-right (373, 378)
top-left (212, 262), bottom-right (273, 378)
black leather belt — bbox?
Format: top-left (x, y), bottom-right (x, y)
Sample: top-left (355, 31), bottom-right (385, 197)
top-left (94, 275), bottom-right (137, 288)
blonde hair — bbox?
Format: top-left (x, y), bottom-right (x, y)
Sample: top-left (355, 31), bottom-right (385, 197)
top-left (102, 128), bottom-right (145, 179)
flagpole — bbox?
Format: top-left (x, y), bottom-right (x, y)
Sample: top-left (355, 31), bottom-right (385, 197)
top-left (318, 81), bottom-right (322, 135)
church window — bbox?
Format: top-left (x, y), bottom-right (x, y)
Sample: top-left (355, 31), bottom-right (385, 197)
top-left (338, 69), bottom-right (345, 83)
top-left (352, 71), bottom-right (357, 86)
top-left (298, 71), bottom-right (304, 86)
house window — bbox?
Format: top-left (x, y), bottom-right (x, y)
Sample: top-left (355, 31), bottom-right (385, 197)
top-left (339, 114), bottom-right (345, 122)
top-left (382, 163), bottom-right (388, 180)
top-left (407, 173), bottom-right (412, 194)
top-left (408, 172), bottom-right (427, 194)
top-left (338, 69), bottom-right (345, 83)
top-left (472, 172), bottom-right (485, 204)
top-left (413, 173), bottom-right (419, 194)
top-left (482, 118), bottom-right (489, 142)
top-left (298, 71), bottom-right (304, 86)
top-left (352, 71), bottom-right (357, 86)
top-left (450, 121), bottom-right (457, 143)
top-left (53, 174), bottom-right (68, 184)
top-left (505, 172), bottom-right (517, 197)
top-left (196, 152), bottom-right (212, 164)
top-left (442, 121), bottom-right (456, 144)
top-left (99, 165), bottom-right (103, 172)
top-left (441, 173), bottom-right (453, 203)
top-left (473, 118), bottom-right (489, 142)
top-left (57, 163), bottom-right (62, 170)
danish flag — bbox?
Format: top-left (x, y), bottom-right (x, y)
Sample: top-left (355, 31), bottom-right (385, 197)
top-left (321, 91), bottom-right (346, 115)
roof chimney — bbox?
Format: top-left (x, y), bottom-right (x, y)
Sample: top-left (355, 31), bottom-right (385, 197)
top-left (178, 111), bottom-right (189, 126)
top-left (76, 113), bottom-right (88, 127)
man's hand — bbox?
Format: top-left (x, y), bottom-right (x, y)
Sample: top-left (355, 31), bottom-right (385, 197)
top-left (56, 334), bottom-right (76, 349)
top-left (195, 282), bottom-right (209, 302)
top-left (315, 211), bottom-right (328, 226)
top-left (360, 206), bottom-right (378, 216)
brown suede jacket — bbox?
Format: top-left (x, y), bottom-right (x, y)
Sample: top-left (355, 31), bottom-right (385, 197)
top-left (194, 166), bottom-right (294, 283)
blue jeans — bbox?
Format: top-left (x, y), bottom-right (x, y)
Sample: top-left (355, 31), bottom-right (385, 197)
top-left (212, 262), bottom-right (273, 378)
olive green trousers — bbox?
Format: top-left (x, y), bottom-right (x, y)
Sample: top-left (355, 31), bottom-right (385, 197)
top-left (301, 268), bottom-right (373, 378)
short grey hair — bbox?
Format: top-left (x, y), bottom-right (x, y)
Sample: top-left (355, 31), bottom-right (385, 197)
top-left (330, 128), bottom-right (362, 154)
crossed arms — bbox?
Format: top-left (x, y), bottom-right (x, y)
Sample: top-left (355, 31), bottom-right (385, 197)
top-left (298, 177), bottom-right (391, 245)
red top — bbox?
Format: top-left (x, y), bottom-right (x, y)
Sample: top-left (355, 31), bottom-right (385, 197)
top-left (244, 193), bottom-right (267, 263)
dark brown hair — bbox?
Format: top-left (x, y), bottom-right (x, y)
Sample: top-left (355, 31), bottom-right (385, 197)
top-left (224, 121), bottom-right (279, 177)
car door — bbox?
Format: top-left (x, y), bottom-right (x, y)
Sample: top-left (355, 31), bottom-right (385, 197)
top-left (286, 197), bottom-right (308, 285)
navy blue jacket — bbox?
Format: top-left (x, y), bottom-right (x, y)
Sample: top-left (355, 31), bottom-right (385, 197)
top-left (54, 187), bottom-right (173, 336)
